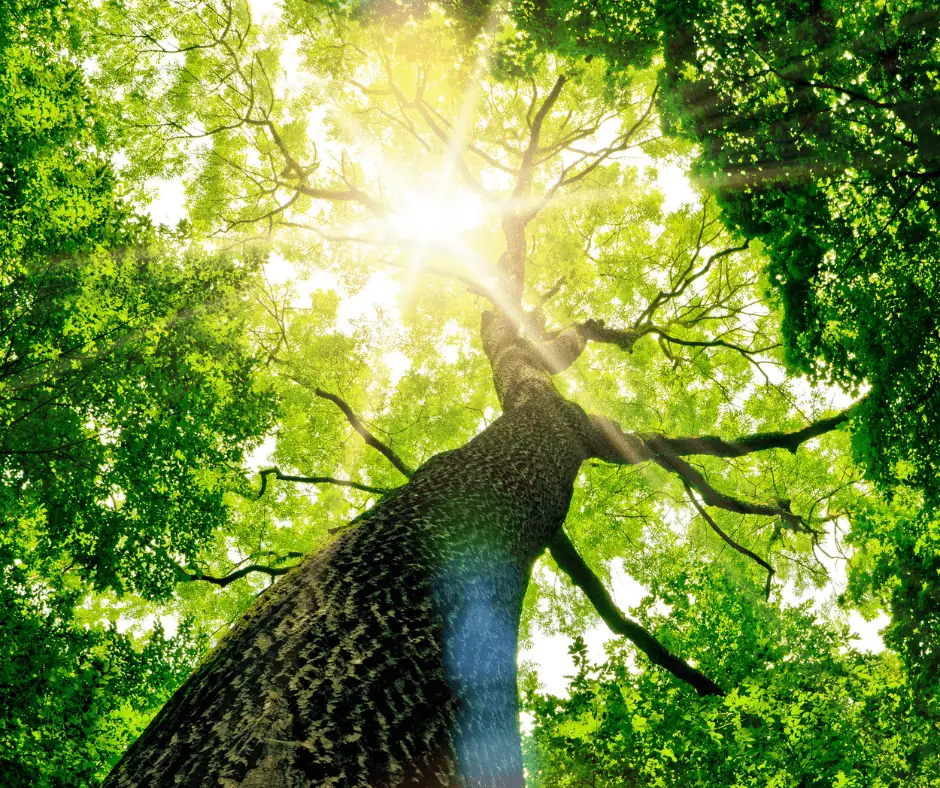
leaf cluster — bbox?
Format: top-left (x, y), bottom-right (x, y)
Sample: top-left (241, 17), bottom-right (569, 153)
top-left (524, 565), bottom-right (940, 787)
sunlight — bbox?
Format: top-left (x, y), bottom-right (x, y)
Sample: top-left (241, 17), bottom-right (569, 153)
top-left (390, 181), bottom-right (486, 247)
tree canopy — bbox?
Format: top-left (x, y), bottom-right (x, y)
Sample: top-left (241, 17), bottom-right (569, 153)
top-left (3, 0), bottom-right (938, 785)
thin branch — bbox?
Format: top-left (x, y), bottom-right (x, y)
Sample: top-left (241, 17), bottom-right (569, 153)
top-left (257, 467), bottom-right (392, 497)
top-left (548, 529), bottom-right (724, 697)
top-left (685, 484), bottom-right (775, 600)
top-left (173, 554), bottom-right (304, 588)
top-left (654, 454), bottom-right (812, 534)
top-left (650, 328), bottom-right (779, 359)
top-left (313, 388), bottom-right (414, 478)
top-left (635, 226), bottom-right (741, 328)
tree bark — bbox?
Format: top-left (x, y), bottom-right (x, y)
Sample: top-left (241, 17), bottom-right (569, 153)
top-left (105, 377), bottom-right (598, 787)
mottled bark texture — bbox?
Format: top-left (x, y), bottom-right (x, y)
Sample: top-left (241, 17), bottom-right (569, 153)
top-left (106, 313), bottom-right (600, 787)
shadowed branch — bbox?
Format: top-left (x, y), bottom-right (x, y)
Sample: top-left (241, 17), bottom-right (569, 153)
top-left (588, 416), bottom-right (822, 534)
top-left (256, 467), bottom-right (392, 497)
top-left (548, 529), bottom-right (724, 697)
top-left (641, 407), bottom-right (857, 459)
top-left (313, 388), bottom-right (414, 479)
top-left (576, 317), bottom-right (776, 366)
top-left (588, 407), bottom-right (855, 465)
top-left (173, 552), bottom-right (305, 587)
top-left (684, 484), bottom-right (776, 599)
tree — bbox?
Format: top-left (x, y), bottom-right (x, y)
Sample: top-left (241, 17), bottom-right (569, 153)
top-left (81, 1), bottom-right (931, 785)
top-left (651, 0), bottom-right (940, 493)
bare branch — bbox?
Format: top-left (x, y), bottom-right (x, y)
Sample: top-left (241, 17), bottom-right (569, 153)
top-left (173, 554), bottom-right (304, 588)
top-left (587, 416), bottom-right (817, 533)
top-left (313, 388), bottom-right (414, 478)
top-left (635, 222), bottom-right (741, 328)
top-left (548, 85), bottom-right (660, 195)
top-left (497, 75), bottom-right (568, 304)
top-left (641, 407), bottom-right (856, 459)
top-left (536, 276), bottom-right (567, 307)
top-left (293, 182), bottom-right (387, 215)
top-left (548, 529), bottom-right (724, 697)
top-left (257, 467), bottom-right (393, 497)
top-left (538, 326), bottom-right (588, 374)
top-left (684, 484), bottom-right (776, 599)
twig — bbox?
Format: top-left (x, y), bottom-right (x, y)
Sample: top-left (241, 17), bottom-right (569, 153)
top-left (684, 484), bottom-right (776, 599)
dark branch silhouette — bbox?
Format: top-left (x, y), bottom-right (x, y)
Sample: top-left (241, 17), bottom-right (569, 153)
top-left (588, 415), bottom-right (820, 534)
top-left (313, 388), bottom-right (414, 479)
top-left (589, 407), bottom-right (855, 466)
top-left (548, 529), bottom-right (724, 697)
top-left (685, 484), bottom-right (776, 600)
top-left (173, 552), bottom-right (304, 588)
top-left (641, 407), bottom-right (857, 459)
top-left (577, 317), bottom-right (777, 366)
top-left (257, 467), bottom-right (393, 498)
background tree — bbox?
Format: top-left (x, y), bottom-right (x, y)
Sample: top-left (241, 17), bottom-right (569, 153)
top-left (650, 0), bottom-right (940, 718)
top-left (0, 1), bottom-right (274, 783)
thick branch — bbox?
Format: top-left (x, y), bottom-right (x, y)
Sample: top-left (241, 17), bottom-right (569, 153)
top-left (537, 326), bottom-right (588, 374)
top-left (684, 484), bottom-right (776, 600)
top-left (577, 318), bottom-right (652, 352)
top-left (314, 388), bottom-right (414, 478)
top-left (654, 454), bottom-right (810, 533)
top-left (294, 183), bottom-right (387, 216)
top-left (257, 467), bottom-right (392, 497)
top-left (516, 75), bottom-right (567, 197)
top-left (548, 530), bottom-right (724, 697)
top-left (497, 76), bottom-right (567, 304)
top-left (642, 408), bottom-right (856, 459)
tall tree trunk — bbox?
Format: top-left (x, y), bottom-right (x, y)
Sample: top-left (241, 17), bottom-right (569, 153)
top-left (105, 372), bottom-right (597, 787)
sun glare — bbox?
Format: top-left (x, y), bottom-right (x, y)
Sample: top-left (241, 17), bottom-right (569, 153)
top-left (390, 182), bottom-right (486, 248)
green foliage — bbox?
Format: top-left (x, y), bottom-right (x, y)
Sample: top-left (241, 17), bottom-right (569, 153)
top-left (0, 1), bottom-right (274, 782)
top-left (0, 555), bottom-right (203, 788)
top-left (524, 565), bottom-right (940, 787)
top-left (846, 488), bottom-right (940, 717)
top-left (651, 0), bottom-right (940, 496)
top-left (510, 0), bottom-right (660, 69)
